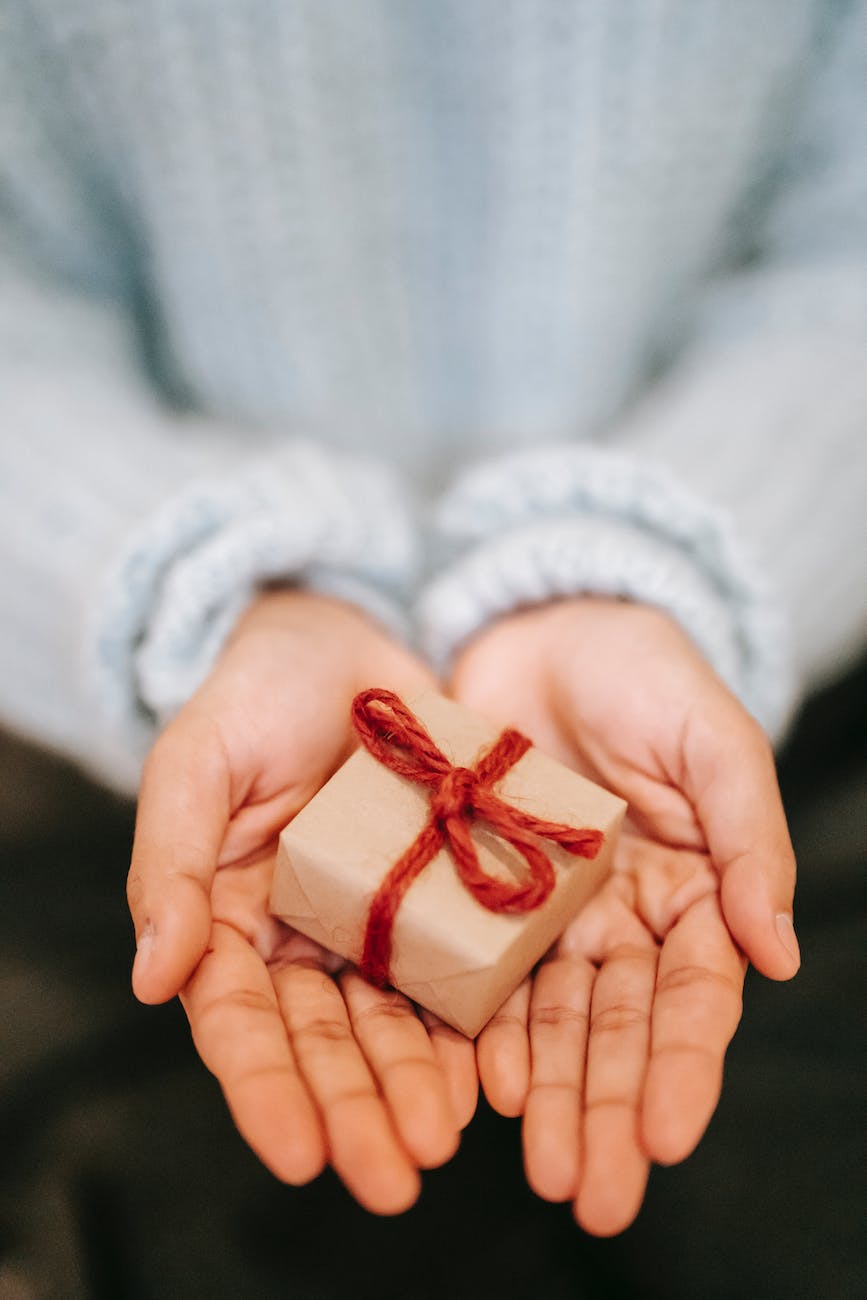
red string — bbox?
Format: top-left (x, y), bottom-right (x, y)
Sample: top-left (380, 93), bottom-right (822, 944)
top-left (351, 688), bottom-right (605, 988)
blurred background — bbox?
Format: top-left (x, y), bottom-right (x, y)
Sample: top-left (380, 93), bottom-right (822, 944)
top-left (0, 658), bottom-right (864, 1300)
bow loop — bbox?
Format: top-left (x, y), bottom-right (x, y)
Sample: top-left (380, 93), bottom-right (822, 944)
top-left (352, 687), bottom-right (452, 785)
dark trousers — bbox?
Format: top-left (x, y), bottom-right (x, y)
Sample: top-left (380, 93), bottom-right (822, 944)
top-left (1, 664), bottom-right (864, 1300)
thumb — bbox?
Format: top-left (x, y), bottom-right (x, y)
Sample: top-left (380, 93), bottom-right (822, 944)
top-left (128, 714), bottom-right (230, 1004)
top-left (686, 703), bottom-right (800, 981)
top-left (720, 852), bottom-right (800, 982)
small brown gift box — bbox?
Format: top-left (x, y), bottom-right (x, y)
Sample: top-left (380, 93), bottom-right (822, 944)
top-left (270, 691), bottom-right (626, 1038)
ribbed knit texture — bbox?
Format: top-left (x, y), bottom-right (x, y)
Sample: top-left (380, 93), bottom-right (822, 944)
top-left (1, 1), bottom-right (865, 788)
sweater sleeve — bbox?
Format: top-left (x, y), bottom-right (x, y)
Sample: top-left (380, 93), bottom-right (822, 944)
top-left (0, 19), bottom-right (416, 793)
top-left (416, 1), bottom-right (867, 742)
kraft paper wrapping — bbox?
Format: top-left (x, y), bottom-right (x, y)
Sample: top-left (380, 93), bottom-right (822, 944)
top-left (269, 691), bottom-right (626, 1037)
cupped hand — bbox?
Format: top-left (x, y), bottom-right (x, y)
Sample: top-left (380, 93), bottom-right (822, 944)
top-left (127, 590), bottom-right (477, 1213)
top-left (451, 596), bottom-right (799, 1236)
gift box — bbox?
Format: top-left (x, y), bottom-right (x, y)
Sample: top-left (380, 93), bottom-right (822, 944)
top-left (269, 689), bottom-right (626, 1038)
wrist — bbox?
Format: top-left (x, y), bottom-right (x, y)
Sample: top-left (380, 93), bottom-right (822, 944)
top-left (220, 586), bottom-right (439, 705)
top-left (453, 593), bottom-right (683, 677)
top-left (227, 586), bottom-right (382, 646)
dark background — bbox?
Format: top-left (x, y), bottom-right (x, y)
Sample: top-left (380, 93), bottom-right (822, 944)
top-left (1, 663), bottom-right (864, 1300)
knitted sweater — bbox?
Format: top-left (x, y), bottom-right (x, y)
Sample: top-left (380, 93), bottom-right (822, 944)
top-left (1, 0), bottom-right (865, 792)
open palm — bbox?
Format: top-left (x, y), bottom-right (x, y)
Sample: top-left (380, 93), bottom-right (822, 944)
top-left (452, 596), bottom-right (800, 1236)
top-left (127, 591), bottom-right (477, 1214)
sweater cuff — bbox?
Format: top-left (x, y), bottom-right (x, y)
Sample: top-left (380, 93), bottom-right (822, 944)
top-left (416, 445), bottom-right (796, 741)
top-left (87, 440), bottom-right (417, 757)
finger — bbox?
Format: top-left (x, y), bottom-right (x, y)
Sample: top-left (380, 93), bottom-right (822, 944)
top-left (340, 971), bottom-right (461, 1169)
top-left (574, 944), bottom-right (657, 1238)
top-left (685, 702), bottom-right (799, 981)
top-left (642, 892), bottom-right (745, 1166)
top-left (476, 978), bottom-right (532, 1117)
top-left (522, 956), bottom-right (594, 1203)
top-left (273, 959), bottom-right (421, 1215)
top-left (180, 920), bottom-right (326, 1185)
top-left (419, 1009), bottom-right (479, 1130)
top-left (129, 713), bottom-right (230, 1004)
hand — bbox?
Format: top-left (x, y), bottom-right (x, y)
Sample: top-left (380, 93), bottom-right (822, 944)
top-left (451, 596), bottom-right (799, 1236)
top-left (127, 590), bottom-right (477, 1213)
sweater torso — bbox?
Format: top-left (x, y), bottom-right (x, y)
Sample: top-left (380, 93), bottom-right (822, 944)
top-left (18, 0), bottom-right (822, 476)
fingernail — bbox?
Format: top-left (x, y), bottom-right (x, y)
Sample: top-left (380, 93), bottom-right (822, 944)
top-left (133, 921), bottom-right (156, 977)
top-left (775, 912), bottom-right (801, 970)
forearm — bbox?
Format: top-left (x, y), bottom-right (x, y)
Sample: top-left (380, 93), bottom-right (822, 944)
top-left (0, 264), bottom-right (416, 788)
top-left (418, 0), bottom-right (867, 739)
top-left (612, 278), bottom-right (867, 690)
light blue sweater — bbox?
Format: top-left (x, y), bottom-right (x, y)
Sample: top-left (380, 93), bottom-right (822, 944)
top-left (1, 1), bottom-right (865, 791)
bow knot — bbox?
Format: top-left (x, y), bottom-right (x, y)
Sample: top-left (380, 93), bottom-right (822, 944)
top-left (430, 766), bottom-right (479, 825)
top-left (351, 688), bottom-right (605, 988)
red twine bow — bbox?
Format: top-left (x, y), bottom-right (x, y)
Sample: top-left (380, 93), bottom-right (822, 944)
top-left (351, 688), bottom-right (605, 987)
